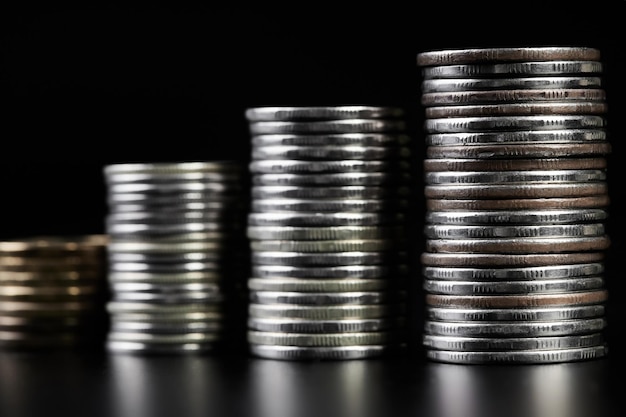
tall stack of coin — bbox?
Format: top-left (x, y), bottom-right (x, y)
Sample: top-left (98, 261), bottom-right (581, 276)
top-left (0, 235), bottom-right (109, 350)
top-left (244, 106), bottom-right (413, 360)
top-left (103, 162), bottom-right (249, 354)
top-left (416, 47), bottom-right (611, 364)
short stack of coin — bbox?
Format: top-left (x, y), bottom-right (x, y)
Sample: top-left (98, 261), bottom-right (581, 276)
top-left (244, 106), bottom-right (413, 360)
top-left (416, 47), bottom-right (611, 364)
top-left (0, 234), bottom-right (109, 350)
top-left (103, 161), bottom-right (250, 354)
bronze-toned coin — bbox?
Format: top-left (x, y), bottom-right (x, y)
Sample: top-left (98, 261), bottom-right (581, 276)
top-left (425, 102), bottom-right (607, 118)
top-left (420, 76), bottom-right (603, 93)
top-left (424, 183), bottom-right (608, 199)
top-left (425, 235), bottom-right (610, 253)
top-left (426, 143), bottom-right (612, 158)
top-left (420, 61), bottom-right (603, 79)
top-left (426, 129), bottom-right (607, 145)
top-left (426, 195), bottom-right (610, 210)
top-left (425, 289), bottom-right (608, 308)
top-left (421, 89), bottom-right (606, 106)
top-left (425, 115), bottom-right (605, 133)
top-left (420, 252), bottom-right (605, 267)
top-left (423, 157), bottom-right (607, 172)
top-left (416, 47), bottom-right (601, 66)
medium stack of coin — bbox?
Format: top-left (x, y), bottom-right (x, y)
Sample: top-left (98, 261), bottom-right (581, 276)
top-left (244, 106), bottom-right (413, 360)
top-left (0, 234), bottom-right (109, 350)
top-left (416, 47), bottom-right (610, 364)
top-left (102, 162), bottom-right (250, 354)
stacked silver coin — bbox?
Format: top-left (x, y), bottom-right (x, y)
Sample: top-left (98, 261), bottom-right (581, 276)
top-left (0, 235), bottom-right (109, 350)
top-left (103, 162), bottom-right (249, 354)
top-left (244, 106), bottom-right (412, 360)
top-left (416, 47), bottom-right (611, 364)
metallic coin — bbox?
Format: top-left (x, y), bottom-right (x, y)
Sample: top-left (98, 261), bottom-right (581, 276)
top-left (422, 89), bottom-right (606, 106)
top-left (426, 142), bottom-right (612, 159)
top-left (425, 305), bottom-right (606, 321)
top-left (106, 210), bottom-right (242, 225)
top-left (426, 196), bottom-right (610, 210)
top-left (251, 145), bottom-right (411, 160)
top-left (251, 251), bottom-right (406, 266)
top-left (422, 263), bottom-right (604, 280)
top-left (248, 303), bottom-right (405, 319)
top-left (106, 301), bottom-right (224, 315)
top-left (107, 199), bottom-right (246, 213)
top-left (104, 171), bottom-right (243, 185)
top-left (247, 277), bottom-right (399, 292)
top-left (246, 225), bottom-right (404, 241)
top-left (0, 284), bottom-right (101, 297)
top-left (0, 270), bottom-right (105, 284)
top-left (107, 181), bottom-right (242, 195)
top-left (107, 270), bottom-right (228, 283)
top-left (250, 239), bottom-right (398, 253)
top-left (251, 185), bottom-right (411, 199)
top-left (107, 240), bottom-right (233, 253)
top-left (425, 168), bottom-right (608, 186)
top-left (109, 281), bottom-right (225, 293)
top-left (424, 276), bottom-right (606, 295)
top-left (247, 212), bottom-right (404, 227)
top-left (251, 172), bottom-right (411, 186)
top-left (425, 345), bottom-right (607, 364)
top-left (106, 222), bottom-right (244, 236)
top-left (424, 183), bottom-right (608, 199)
top-left (0, 235), bottom-right (108, 255)
top-left (424, 223), bottom-right (605, 239)
top-left (423, 157), bottom-right (607, 172)
top-left (248, 317), bottom-right (405, 333)
top-left (110, 291), bottom-right (228, 303)
top-left (416, 47), bottom-right (601, 66)
top-left (108, 261), bottom-right (244, 274)
top-left (110, 319), bottom-right (226, 334)
top-left (424, 115), bottom-right (605, 133)
top-left (104, 161), bottom-right (242, 175)
top-left (0, 300), bottom-right (98, 315)
top-left (421, 76), bottom-right (603, 93)
top-left (251, 133), bottom-right (411, 147)
top-left (244, 106), bottom-right (405, 121)
top-left (249, 290), bottom-right (404, 305)
top-left (249, 159), bottom-right (408, 174)
top-left (425, 289), bottom-right (609, 308)
top-left (421, 252), bottom-right (605, 267)
top-left (249, 343), bottom-right (403, 360)
top-left (420, 61), bottom-right (603, 79)
top-left (424, 317), bottom-right (607, 337)
top-left (424, 102), bottom-right (607, 118)
top-left (423, 333), bottom-right (606, 352)
top-left (106, 252), bottom-right (241, 265)
top-left (247, 119), bottom-right (406, 135)
top-left (425, 129), bottom-right (607, 145)
top-left (250, 198), bottom-right (406, 213)
top-left (425, 209), bottom-right (608, 225)
top-left (107, 331), bottom-right (223, 344)
top-left (110, 310), bottom-right (226, 322)
top-left (247, 330), bottom-right (401, 347)
top-left (425, 235), bottom-right (610, 253)
top-left (251, 264), bottom-right (407, 279)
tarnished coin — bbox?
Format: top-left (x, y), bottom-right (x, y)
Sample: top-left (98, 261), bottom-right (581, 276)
top-left (421, 89), bottom-right (606, 106)
top-left (421, 76), bottom-right (603, 93)
top-left (247, 330), bottom-right (400, 347)
top-left (424, 276), bottom-right (606, 295)
top-left (247, 119), bottom-right (406, 135)
top-left (249, 344), bottom-right (403, 360)
top-left (244, 106), bottom-right (405, 121)
top-left (424, 183), bottom-right (608, 199)
top-left (425, 102), bottom-right (607, 118)
top-left (424, 223), bottom-right (605, 239)
top-left (248, 317), bottom-right (405, 333)
top-left (251, 133), bottom-right (411, 147)
top-left (416, 47), bottom-right (601, 66)
top-left (423, 157), bottom-right (607, 172)
top-left (425, 345), bottom-right (607, 364)
top-left (425, 305), bottom-right (606, 322)
top-left (423, 263), bottom-right (605, 280)
top-left (425, 235), bottom-right (610, 253)
top-left (0, 235), bottom-right (108, 256)
top-left (423, 333), bottom-right (605, 352)
top-left (424, 115), bottom-right (605, 133)
top-left (425, 129), bottom-right (607, 146)
top-left (421, 252), bottom-right (605, 267)
top-left (426, 142), bottom-right (612, 158)
top-left (425, 196), bottom-right (610, 210)
top-left (420, 61), bottom-right (603, 79)
top-left (425, 289), bottom-right (609, 308)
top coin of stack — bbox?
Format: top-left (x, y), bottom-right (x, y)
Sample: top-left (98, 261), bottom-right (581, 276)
top-left (244, 106), bottom-right (413, 360)
top-left (416, 47), bottom-right (610, 364)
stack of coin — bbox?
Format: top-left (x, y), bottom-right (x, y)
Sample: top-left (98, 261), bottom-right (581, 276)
top-left (244, 106), bottom-right (413, 360)
top-left (0, 234), bottom-right (109, 350)
top-left (102, 162), bottom-right (250, 354)
top-left (416, 47), bottom-right (611, 364)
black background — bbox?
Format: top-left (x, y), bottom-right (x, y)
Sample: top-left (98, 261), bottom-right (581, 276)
top-left (0, 4), bottom-right (625, 416)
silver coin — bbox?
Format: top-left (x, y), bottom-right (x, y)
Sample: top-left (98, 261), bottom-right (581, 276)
top-left (421, 252), bottom-right (605, 267)
top-left (106, 301), bottom-right (224, 315)
top-left (416, 47), bottom-right (601, 66)
top-left (426, 196), bottom-right (610, 211)
top-left (249, 290), bottom-right (404, 305)
top-left (108, 261), bottom-right (238, 273)
top-left (106, 340), bottom-right (225, 354)
top-left (251, 251), bottom-right (406, 266)
top-left (422, 263), bottom-right (605, 280)
top-left (107, 181), bottom-right (240, 194)
top-left (425, 235), bottom-right (610, 253)
top-left (425, 305), bottom-right (606, 321)
top-left (248, 119), bottom-right (406, 135)
top-left (107, 270), bottom-right (227, 283)
top-left (246, 225), bottom-right (404, 241)
top-left (106, 210), bottom-right (243, 225)
top-left (109, 281), bottom-right (225, 294)
top-left (107, 331), bottom-right (224, 344)
top-left (424, 276), bottom-right (606, 295)
top-left (425, 289), bottom-right (609, 308)
top-left (248, 303), bottom-right (405, 319)
top-left (425, 102), bottom-right (607, 118)
top-left (247, 212), bottom-right (404, 227)
top-left (110, 310), bottom-right (226, 322)
top-left (106, 222), bottom-right (244, 236)
top-left (111, 290), bottom-right (228, 303)
top-left (425, 345), bottom-right (607, 364)
top-left (249, 343), bottom-right (403, 360)
top-left (424, 317), bottom-right (607, 337)
top-left (247, 330), bottom-right (401, 347)
top-left (248, 317), bottom-right (405, 333)
top-left (426, 169), bottom-right (607, 185)
top-left (425, 209), bottom-right (609, 225)
top-left (424, 183), bottom-right (608, 199)
top-left (110, 319), bottom-right (226, 334)
top-left (423, 332), bottom-right (605, 352)
top-left (247, 277), bottom-right (400, 292)
top-left (420, 61), bottom-right (603, 79)
top-left (422, 89), bottom-right (606, 106)
top-left (425, 115), bottom-right (605, 133)
top-left (421, 76), bottom-right (603, 93)
top-left (424, 223), bottom-right (605, 239)
top-left (250, 198), bottom-right (406, 213)
top-left (251, 145), bottom-right (411, 160)
top-left (104, 171), bottom-right (243, 184)
top-left (251, 264), bottom-right (406, 279)
top-left (104, 161), bottom-right (242, 175)
top-left (423, 157), bottom-right (607, 172)
top-left (251, 133), bottom-right (411, 147)
top-left (251, 172), bottom-right (411, 186)
top-left (249, 159), bottom-right (409, 174)
top-left (107, 200), bottom-right (246, 213)
top-left (244, 106), bottom-right (405, 121)
top-left (425, 129), bottom-right (607, 145)
top-left (426, 142), bottom-right (612, 159)
top-left (106, 252), bottom-right (240, 265)
top-left (251, 185), bottom-right (411, 199)
top-left (107, 240), bottom-right (232, 253)
top-left (250, 239), bottom-right (398, 253)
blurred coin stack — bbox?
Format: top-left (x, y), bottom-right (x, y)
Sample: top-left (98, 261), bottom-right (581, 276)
top-left (416, 47), bottom-right (611, 364)
top-left (103, 162), bottom-right (249, 354)
top-left (244, 106), bottom-right (413, 360)
top-left (0, 235), bottom-right (109, 350)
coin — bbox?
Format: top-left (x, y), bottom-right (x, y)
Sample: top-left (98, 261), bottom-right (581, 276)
top-left (426, 143), bottom-right (612, 159)
top-left (420, 76), bottom-right (603, 93)
top-left (248, 119), bottom-right (407, 135)
top-left (425, 305), bottom-right (606, 321)
top-left (424, 345), bottom-right (607, 364)
top-left (425, 289), bottom-right (608, 308)
top-left (424, 115), bottom-right (605, 133)
top-left (244, 106), bottom-right (405, 121)
top-left (423, 157), bottom-right (607, 172)
top-left (425, 102), bottom-right (607, 118)
top-left (251, 133), bottom-right (411, 147)
top-left (420, 252), bottom-right (605, 267)
top-left (424, 235), bottom-right (610, 253)
top-left (423, 263), bottom-right (605, 280)
top-left (420, 61), bottom-right (603, 78)
top-left (249, 344), bottom-right (402, 360)
top-left (424, 223), bottom-right (605, 239)
top-left (423, 276), bottom-right (605, 295)
top-left (416, 47), bottom-right (601, 66)
top-left (248, 317), bottom-right (405, 333)
top-left (424, 183), bottom-right (608, 199)
top-left (421, 89), bottom-right (606, 106)
top-left (425, 129), bottom-right (607, 145)
top-left (423, 333), bottom-right (606, 352)
top-left (247, 330), bottom-right (400, 346)
top-left (425, 196), bottom-right (610, 210)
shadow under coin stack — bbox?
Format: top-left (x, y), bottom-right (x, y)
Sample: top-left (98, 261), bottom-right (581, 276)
top-left (0, 235), bottom-right (109, 350)
top-left (416, 47), bottom-right (611, 364)
top-left (103, 162), bottom-right (249, 354)
top-left (244, 106), bottom-right (412, 360)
